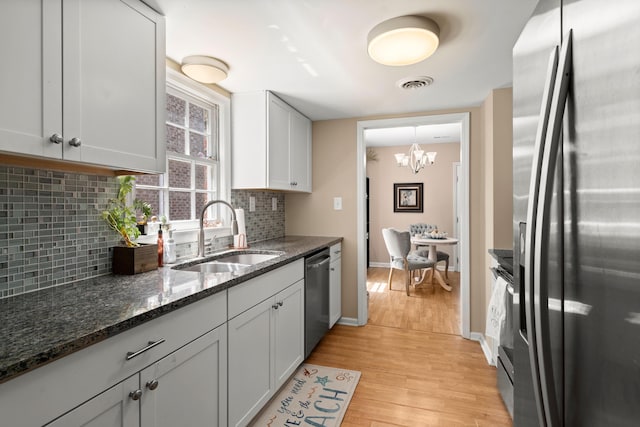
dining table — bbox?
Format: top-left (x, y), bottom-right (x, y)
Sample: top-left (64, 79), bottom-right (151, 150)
top-left (410, 236), bottom-right (459, 291)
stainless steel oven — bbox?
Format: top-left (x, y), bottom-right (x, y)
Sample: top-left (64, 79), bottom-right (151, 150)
top-left (491, 264), bottom-right (514, 418)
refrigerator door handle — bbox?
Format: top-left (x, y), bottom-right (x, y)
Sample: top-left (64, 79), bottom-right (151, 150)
top-left (534, 30), bottom-right (573, 427)
top-left (524, 45), bottom-right (559, 426)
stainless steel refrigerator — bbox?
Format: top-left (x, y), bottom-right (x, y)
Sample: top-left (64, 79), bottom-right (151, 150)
top-left (512, 0), bottom-right (640, 426)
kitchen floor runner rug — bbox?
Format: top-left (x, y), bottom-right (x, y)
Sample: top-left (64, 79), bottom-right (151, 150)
top-left (249, 363), bottom-right (361, 427)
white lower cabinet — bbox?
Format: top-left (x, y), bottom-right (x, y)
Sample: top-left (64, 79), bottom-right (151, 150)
top-left (139, 326), bottom-right (227, 427)
top-left (329, 243), bottom-right (342, 328)
top-left (47, 326), bottom-right (227, 427)
top-left (47, 376), bottom-right (140, 427)
top-left (227, 260), bottom-right (305, 427)
top-left (228, 279), bottom-right (304, 427)
top-left (228, 297), bottom-right (275, 427)
top-left (274, 281), bottom-right (305, 388)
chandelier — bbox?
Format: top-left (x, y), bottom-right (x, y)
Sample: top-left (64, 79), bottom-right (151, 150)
top-left (394, 128), bottom-right (437, 174)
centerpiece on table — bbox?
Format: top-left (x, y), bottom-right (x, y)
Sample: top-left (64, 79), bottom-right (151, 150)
top-left (102, 176), bottom-right (157, 274)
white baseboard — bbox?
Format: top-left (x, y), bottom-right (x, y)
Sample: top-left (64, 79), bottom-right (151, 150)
top-left (369, 262), bottom-right (388, 268)
top-left (470, 332), bottom-right (495, 366)
top-left (335, 317), bottom-right (359, 327)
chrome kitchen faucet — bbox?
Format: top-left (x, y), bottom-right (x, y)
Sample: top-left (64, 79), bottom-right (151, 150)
top-left (198, 200), bottom-right (239, 258)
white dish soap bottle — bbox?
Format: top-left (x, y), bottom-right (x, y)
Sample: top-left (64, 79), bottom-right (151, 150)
top-left (163, 229), bottom-right (176, 264)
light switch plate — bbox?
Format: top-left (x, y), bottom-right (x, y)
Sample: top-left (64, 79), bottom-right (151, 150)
top-left (333, 197), bottom-right (342, 210)
top-left (249, 196), bottom-right (256, 212)
top-left (272, 197), bottom-right (277, 211)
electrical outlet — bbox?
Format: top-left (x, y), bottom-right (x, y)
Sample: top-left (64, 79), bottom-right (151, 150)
top-left (333, 197), bottom-right (343, 210)
top-left (272, 197), bottom-right (277, 211)
top-left (249, 196), bottom-right (256, 212)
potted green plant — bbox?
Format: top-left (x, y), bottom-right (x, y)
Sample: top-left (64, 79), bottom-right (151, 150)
top-left (103, 176), bottom-right (158, 274)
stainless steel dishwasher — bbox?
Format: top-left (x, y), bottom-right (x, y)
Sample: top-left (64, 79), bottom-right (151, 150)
top-left (304, 248), bottom-right (331, 358)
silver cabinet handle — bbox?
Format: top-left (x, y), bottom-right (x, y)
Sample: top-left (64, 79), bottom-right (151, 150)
top-left (272, 303), bottom-right (279, 310)
top-left (533, 30), bottom-right (572, 427)
top-left (68, 137), bottom-right (82, 147)
top-left (330, 267), bottom-right (335, 271)
top-left (49, 133), bottom-right (63, 144)
top-left (126, 339), bottom-right (166, 360)
top-left (129, 389), bottom-right (142, 401)
top-left (278, 301), bottom-right (283, 307)
top-left (146, 379), bottom-right (159, 391)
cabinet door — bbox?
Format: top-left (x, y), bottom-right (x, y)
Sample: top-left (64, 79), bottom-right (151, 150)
top-left (140, 326), bottom-right (227, 427)
top-left (274, 280), bottom-right (304, 388)
top-left (228, 298), bottom-right (274, 427)
top-left (329, 259), bottom-right (342, 328)
top-left (62, 0), bottom-right (165, 173)
top-left (46, 375), bottom-right (139, 427)
top-left (0, 0), bottom-right (62, 159)
top-left (289, 109), bottom-right (312, 192)
top-left (267, 94), bottom-right (291, 190)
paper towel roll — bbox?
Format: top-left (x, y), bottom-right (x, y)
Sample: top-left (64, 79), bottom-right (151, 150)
top-left (235, 208), bottom-right (246, 235)
top-left (234, 208), bottom-right (247, 248)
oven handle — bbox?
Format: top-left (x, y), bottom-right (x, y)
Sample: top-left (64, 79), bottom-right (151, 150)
top-left (489, 267), bottom-right (514, 295)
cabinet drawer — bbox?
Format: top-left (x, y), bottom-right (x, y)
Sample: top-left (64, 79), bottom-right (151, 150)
top-left (0, 291), bottom-right (226, 427)
top-left (228, 260), bottom-right (304, 319)
top-left (330, 242), bottom-right (342, 262)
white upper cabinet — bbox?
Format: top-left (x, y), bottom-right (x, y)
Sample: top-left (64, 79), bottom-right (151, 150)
top-left (231, 90), bottom-right (312, 192)
top-left (0, 0), bottom-right (166, 173)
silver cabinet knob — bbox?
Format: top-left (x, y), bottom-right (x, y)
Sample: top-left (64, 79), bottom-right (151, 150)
top-left (278, 301), bottom-right (283, 307)
top-left (68, 137), bottom-right (82, 147)
top-left (272, 303), bottom-right (279, 310)
top-left (146, 379), bottom-right (159, 391)
top-left (129, 389), bottom-right (142, 401)
top-left (49, 133), bottom-right (63, 144)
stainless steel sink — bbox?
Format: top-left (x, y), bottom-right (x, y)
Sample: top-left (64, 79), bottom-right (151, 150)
top-left (173, 250), bottom-right (284, 274)
top-left (214, 253), bottom-right (280, 265)
top-left (180, 262), bottom-right (250, 274)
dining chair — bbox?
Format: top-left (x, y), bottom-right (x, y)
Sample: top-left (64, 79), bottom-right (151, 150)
top-left (381, 228), bottom-right (436, 296)
top-left (409, 223), bottom-right (450, 278)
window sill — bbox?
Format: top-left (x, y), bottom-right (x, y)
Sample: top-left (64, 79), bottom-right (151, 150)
top-left (136, 226), bottom-right (232, 246)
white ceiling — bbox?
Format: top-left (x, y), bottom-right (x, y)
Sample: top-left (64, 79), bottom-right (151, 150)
top-left (365, 123), bottom-right (461, 147)
top-left (146, 0), bottom-right (536, 142)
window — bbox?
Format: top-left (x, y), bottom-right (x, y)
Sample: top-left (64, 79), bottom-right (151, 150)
top-left (135, 69), bottom-right (230, 234)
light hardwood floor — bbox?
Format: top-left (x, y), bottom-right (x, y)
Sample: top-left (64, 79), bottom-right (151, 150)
top-left (366, 267), bottom-right (460, 335)
top-left (305, 267), bottom-right (511, 426)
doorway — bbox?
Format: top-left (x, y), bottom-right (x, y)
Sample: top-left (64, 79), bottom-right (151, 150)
top-left (356, 113), bottom-right (471, 338)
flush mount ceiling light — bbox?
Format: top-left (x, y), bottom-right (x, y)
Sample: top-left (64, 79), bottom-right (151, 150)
top-left (181, 55), bottom-right (229, 84)
top-left (367, 15), bottom-right (440, 66)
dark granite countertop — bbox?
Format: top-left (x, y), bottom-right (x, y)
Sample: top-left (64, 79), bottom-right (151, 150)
top-left (489, 248), bottom-right (514, 276)
top-left (0, 235), bottom-right (341, 384)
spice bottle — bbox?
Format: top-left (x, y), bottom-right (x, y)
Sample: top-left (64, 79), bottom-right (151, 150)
top-left (157, 229), bottom-right (163, 267)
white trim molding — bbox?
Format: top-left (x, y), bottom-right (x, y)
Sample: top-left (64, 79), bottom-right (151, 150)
top-left (470, 332), bottom-right (495, 366)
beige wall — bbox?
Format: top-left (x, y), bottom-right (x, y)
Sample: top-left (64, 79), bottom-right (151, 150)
top-left (285, 119), bottom-right (359, 319)
top-left (366, 143), bottom-right (460, 265)
top-left (482, 87), bottom-right (514, 345)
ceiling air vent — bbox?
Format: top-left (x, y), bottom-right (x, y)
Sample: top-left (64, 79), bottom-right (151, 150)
top-left (397, 76), bottom-right (434, 90)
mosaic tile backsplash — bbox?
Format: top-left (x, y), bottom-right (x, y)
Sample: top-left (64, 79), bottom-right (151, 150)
top-left (0, 166), bottom-right (120, 298)
top-left (0, 165), bottom-right (286, 299)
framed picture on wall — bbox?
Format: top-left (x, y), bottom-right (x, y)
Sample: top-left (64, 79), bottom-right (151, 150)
top-left (394, 183), bottom-right (423, 213)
